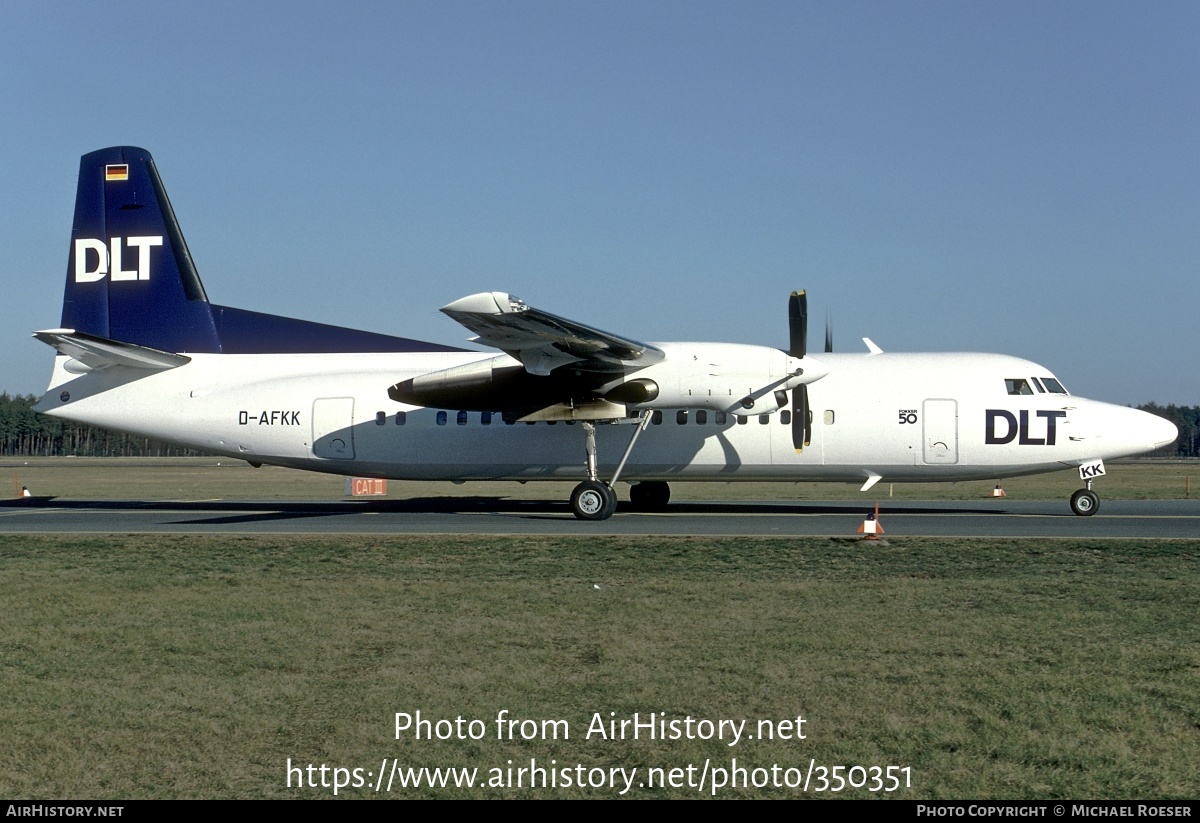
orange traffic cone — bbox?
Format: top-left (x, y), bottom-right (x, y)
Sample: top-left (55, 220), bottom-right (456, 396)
top-left (857, 503), bottom-right (885, 541)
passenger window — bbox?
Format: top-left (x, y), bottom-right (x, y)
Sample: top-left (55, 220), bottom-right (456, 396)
top-left (736, 415), bottom-right (748, 425)
top-left (696, 410), bottom-right (707, 425)
top-left (481, 411), bottom-right (492, 425)
top-left (395, 411), bottom-right (406, 426)
top-left (824, 410), bottom-right (834, 425)
top-left (677, 410), bottom-right (688, 425)
top-left (1005, 379), bottom-right (1034, 395)
top-left (780, 410), bottom-right (791, 425)
top-left (375, 411), bottom-right (386, 426)
top-left (715, 411), bottom-right (726, 425)
top-left (457, 410), bottom-right (468, 426)
top-left (759, 414), bottom-right (770, 424)
top-left (436, 411), bottom-right (447, 426)
top-left (652, 410), bottom-right (663, 425)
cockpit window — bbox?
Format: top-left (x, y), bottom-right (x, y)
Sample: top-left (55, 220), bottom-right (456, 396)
top-left (1041, 377), bottom-right (1068, 394)
top-left (1005, 378), bottom-right (1034, 395)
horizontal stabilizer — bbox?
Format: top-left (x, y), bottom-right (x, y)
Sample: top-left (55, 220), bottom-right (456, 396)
top-left (33, 329), bottom-right (191, 371)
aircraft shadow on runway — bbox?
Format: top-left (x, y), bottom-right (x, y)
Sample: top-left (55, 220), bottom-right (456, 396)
top-left (2, 496), bottom-right (1018, 525)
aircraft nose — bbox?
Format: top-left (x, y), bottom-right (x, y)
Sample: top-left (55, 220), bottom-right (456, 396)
top-left (1086, 403), bottom-right (1178, 458)
top-left (1139, 410), bottom-right (1178, 451)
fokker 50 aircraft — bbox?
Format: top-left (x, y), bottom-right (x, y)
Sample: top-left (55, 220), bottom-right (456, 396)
top-left (34, 147), bottom-right (1177, 520)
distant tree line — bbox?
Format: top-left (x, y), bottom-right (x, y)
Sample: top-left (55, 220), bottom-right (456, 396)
top-left (2, 391), bottom-right (1198, 458)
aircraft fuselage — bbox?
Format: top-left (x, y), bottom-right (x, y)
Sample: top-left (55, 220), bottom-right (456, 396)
top-left (35, 347), bottom-right (1172, 487)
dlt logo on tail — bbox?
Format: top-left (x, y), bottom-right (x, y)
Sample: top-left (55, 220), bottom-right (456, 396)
top-left (74, 236), bottom-right (163, 282)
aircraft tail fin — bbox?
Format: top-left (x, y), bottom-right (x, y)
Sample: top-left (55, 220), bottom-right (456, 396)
top-left (62, 146), bottom-right (222, 353)
top-left (55, 146), bottom-right (468, 358)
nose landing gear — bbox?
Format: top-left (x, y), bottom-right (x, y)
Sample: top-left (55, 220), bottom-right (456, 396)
top-left (1069, 487), bottom-right (1099, 516)
top-left (1069, 459), bottom-right (1106, 516)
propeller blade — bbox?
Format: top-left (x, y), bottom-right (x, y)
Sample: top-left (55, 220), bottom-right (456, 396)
top-left (788, 290), bottom-right (807, 359)
top-left (824, 311), bottom-right (833, 353)
top-left (789, 290), bottom-right (815, 452)
top-left (792, 383), bottom-right (810, 452)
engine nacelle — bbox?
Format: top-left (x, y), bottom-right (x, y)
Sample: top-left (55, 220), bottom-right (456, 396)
top-left (609, 342), bottom-right (825, 414)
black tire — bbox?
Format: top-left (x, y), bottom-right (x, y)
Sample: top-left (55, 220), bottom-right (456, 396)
top-left (572, 480), bottom-right (616, 521)
top-left (629, 481), bottom-right (671, 511)
top-left (1070, 488), bottom-right (1100, 517)
top-left (600, 484), bottom-right (618, 519)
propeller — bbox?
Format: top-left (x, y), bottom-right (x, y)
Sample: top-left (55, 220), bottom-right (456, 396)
top-left (788, 290), bottom-right (807, 359)
top-left (787, 291), bottom-right (814, 452)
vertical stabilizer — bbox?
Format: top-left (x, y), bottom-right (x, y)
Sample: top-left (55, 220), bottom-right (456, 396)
top-left (62, 147), bottom-right (221, 353)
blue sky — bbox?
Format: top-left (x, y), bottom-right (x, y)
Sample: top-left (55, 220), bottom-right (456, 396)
top-left (2, 1), bottom-right (1196, 404)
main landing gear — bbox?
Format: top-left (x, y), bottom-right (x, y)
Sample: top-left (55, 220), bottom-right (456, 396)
top-left (569, 414), bottom-right (654, 521)
top-left (628, 480), bottom-right (671, 511)
top-left (571, 479), bottom-right (617, 521)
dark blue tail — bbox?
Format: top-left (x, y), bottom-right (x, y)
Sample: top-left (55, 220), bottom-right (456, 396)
top-left (63, 147), bottom-right (222, 353)
top-left (62, 147), bottom-right (464, 355)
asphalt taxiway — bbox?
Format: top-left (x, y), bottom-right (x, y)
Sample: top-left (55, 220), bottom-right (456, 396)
top-left (1, 498), bottom-right (1198, 538)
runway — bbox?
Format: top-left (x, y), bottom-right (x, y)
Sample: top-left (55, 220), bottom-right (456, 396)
top-left (2, 497), bottom-right (1198, 538)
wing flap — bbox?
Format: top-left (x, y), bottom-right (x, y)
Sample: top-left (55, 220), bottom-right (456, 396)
top-left (33, 329), bottom-right (191, 371)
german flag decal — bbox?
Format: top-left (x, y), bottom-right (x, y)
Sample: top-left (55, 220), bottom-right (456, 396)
top-left (105, 164), bottom-right (129, 181)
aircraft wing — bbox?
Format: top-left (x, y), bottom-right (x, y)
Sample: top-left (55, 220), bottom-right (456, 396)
top-left (33, 329), bottom-right (192, 371)
top-left (441, 292), bottom-right (664, 376)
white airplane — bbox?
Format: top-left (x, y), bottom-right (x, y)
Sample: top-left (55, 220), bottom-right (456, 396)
top-left (33, 147), bottom-right (1177, 520)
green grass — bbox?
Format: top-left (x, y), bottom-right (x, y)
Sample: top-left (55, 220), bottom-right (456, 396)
top-left (1, 534), bottom-right (1196, 799)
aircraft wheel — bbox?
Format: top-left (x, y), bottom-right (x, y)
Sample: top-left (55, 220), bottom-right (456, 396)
top-left (1069, 488), bottom-right (1099, 517)
top-left (629, 481), bottom-right (671, 511)
top-left (572, 480), bottom-right (617, 521)
top-left (600, 484), bottom-right (618, 518)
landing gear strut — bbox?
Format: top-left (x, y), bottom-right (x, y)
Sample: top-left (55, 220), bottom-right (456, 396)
top-left (569, 414), bottom-right (653, 521)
